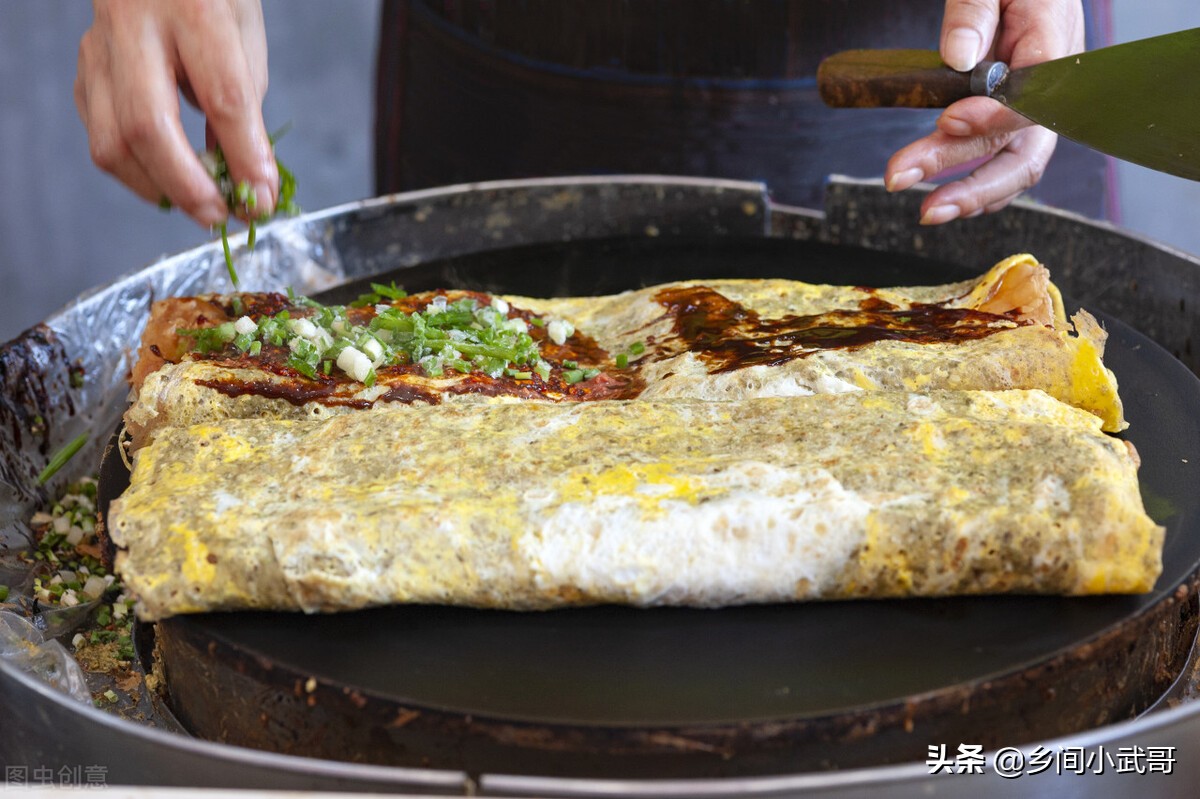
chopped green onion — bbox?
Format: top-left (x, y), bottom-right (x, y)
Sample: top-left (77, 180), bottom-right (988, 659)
top-left (629, 340), bottom-right (646, 355)
top-left (286, 353), bottom-right (318, 379)
top-left (193, 138), bottom-right (300, 288)
top-left (562, 360), bottom-right (578, 370)
top-left (371, 281), bottom-right (407, 300)
top-left (179, 321), bottom-right (237, 354)
top-left (181, 287), bottom-right (552, 386)
top-left (616, 353), bottom-right (628, 369)
top-left (563, 369), bottom-right (584, 384)
top-left (37, 433), bottom-right (88, 486)
top-left (234, 180), bottom-right (255, 209)
top-left (0, 585), bottom-right (8, 602)
top-left (351, 281), bottom-right (408, 308)
top-left (218, 223), bottom-right (237, 287)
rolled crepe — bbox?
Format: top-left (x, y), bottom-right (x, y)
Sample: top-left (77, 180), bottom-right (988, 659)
top-left (125, 255), bottom-right (1125, 449)
top-left (109, 390), bottom-right (1162, 620)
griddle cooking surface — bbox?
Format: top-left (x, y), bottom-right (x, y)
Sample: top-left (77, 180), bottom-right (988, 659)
top-left (141, 237), bottom-right (1200, 727)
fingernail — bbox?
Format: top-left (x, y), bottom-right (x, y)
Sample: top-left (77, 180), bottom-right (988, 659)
top-left (939, 116), bottom-right (973, 137)
top-left (920, 204), bottom-right (961, 226)
top-left (887, 168), bottom-right (924, 193)
top-left (196, 201), bottom-right (228, 227)
top-left (252, 182), bottom-right (275, 216)
top-left (945, 28), bottom-right (983, 71)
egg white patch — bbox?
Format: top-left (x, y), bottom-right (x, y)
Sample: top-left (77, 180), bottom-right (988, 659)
top-left (518, 462), bottom-right (871, 605)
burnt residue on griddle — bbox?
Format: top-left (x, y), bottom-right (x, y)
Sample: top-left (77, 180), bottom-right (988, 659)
top-left (652, 286), bottom-right (1026, 373)
top-left (0, 324), bottom-right (77, 497)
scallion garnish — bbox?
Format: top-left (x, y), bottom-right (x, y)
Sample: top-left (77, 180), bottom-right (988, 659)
top-left (37, 433), bottom-right (89, 486)
top-left (179, 289), bottom-right (603, 387)
top-left (351, 281), bottom-right (409, 308)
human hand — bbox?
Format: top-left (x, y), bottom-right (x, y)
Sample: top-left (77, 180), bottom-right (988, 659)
top-left (885, 0), bottom-right (1086, 224)
top-left (75, 0), bottom-right (276, 227)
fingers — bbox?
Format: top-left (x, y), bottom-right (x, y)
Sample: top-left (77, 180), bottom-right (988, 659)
top-left (935, 96), bottom-right (1031, 139)
top-left (105, 9), bottom-right (229, 225)
top-left (885, 96), bottom-right (1030, 192)
top-left (175, 0), bottom-right (276, 216)
top-left (234, 0), bottom-right (270, 97)
top-left (885, 1), bottom-right (1084, 224)
top-left (994, 0), bottom-right (1085, 67)
top-left (75, 31), bottom-right (162, 205)
top-left (916, 126), bottom-right (1059, 224)
top-left (76, 0), bottom-right (273, 226)
top-left (940, 0), bottom-right (1000, 70)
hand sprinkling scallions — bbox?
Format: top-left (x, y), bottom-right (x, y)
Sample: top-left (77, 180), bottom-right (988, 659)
top-left (37, 433), bottom-right (89, 485)
top-left (161, 127), bottom-right (301, 288)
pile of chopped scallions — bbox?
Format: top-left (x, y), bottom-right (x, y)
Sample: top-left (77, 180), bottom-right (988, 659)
top-left (13, 478), bottom-right (137, 663)
top-left (182, 286), bottom-right (603, 386)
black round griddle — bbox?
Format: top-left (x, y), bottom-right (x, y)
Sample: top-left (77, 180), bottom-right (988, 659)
top-left (106, 236), bottom-right (1200, 779)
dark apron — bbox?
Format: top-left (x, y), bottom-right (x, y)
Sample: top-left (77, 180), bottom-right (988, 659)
top-left (375, 0), bottom-right (1111, 218)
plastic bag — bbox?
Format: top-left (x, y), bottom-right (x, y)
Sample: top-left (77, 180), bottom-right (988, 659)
top-left (0, 610), bottom-right (90, 703)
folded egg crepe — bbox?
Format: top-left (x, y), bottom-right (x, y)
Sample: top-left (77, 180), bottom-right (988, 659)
top-left (109, 389), bottom-right (1162, 620)
top-left (124, 254), bottom-right (1125, 450)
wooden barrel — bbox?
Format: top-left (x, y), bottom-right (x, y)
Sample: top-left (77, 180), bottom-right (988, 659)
top-left (375, 0), bottom-right (1111, 217)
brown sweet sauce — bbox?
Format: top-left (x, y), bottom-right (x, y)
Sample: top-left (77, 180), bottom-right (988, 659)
top-left (653, 286), bottom-right (1023, 373)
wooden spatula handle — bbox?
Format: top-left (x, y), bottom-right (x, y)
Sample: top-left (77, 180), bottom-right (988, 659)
top-left (818, 49), bottom-right (1008, 109)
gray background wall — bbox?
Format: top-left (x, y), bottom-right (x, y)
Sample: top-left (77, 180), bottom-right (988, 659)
top-left (0, 1), bottom-right (1197, 343)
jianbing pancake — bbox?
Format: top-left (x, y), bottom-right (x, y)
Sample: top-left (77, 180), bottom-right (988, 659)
top-left (109, 390), bottom-right (1162, 620)
top-left (124, 255), bottom-right (1125, 449)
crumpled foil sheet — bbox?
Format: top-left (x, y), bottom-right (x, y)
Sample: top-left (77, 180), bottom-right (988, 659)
top-left (0, 176), bottom-right (770, 694)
